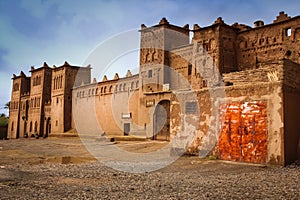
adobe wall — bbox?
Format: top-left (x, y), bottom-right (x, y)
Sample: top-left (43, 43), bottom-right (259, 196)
top-left (172, 82), bottom-right (284, 165)
top-left (73, 74), bottom-right (141, 136)
top-left (168, 62), bottom-right (286, 165)
top-left (222, 62), bottom-right (284, 85)
top-left (237, 15), bottom-right (300, 70)
top-left (65, 66), bottom-right (91, 131)
top-left (223, 83), bottom-right (284, 165)
top-left (220, 63), bottom-right (286, 164)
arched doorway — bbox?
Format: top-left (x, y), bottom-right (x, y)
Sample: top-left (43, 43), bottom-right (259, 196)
top-left (153, 100), bottom-right (170, 141)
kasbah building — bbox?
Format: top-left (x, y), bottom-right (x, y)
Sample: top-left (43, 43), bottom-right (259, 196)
top-left (8, 11), bottom-right (300, 166)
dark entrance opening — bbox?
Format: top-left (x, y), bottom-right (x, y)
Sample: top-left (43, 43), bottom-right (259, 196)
top-left (124, 123), bottom-right (130, 136)
top-left (45, 117), bottom-right (51, 138)
top-left (153, 100), bottom-right (170, 141)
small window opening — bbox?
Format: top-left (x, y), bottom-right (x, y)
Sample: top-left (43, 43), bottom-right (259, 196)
top-left (286, 50), bottom-right (292, 56)
top-left (286, 28), bottom-right (292, 37)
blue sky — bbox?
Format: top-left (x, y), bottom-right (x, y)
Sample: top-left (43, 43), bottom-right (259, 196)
top-left (0, 0), bottom-right (300, 115)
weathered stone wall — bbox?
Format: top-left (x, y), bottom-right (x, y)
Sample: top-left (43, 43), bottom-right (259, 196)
top-left (237, 13), bottom-right (300, 70)
top-left (222, 61), bottom-right (284, 85)
top-left (175, 82), bottom-right (284, 165)
top-left (222, 83), bottom-right (284, 165)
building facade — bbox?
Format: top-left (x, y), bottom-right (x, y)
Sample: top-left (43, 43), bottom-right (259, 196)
top-left (8, 62), bottom-right (91, 139)
top-left (9, 12), bottom-right (300, 165)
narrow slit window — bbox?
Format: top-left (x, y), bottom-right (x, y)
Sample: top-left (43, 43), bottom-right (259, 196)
top-left (148, 69), bottom-right (152, 78)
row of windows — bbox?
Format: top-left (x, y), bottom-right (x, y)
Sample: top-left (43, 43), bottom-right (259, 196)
top-left (28, 121), bottom-right (38, 133)
top-left (115, 81), bottom-right (139, 92)
top-left (10, 99), bottom-right (41, 111)
top-left (30, 97), bottom-right (41, 108)
top-left (33, 75), bottom-right (41, 86)
top-left (53, 75), bottom-right (63, 90)
top-left (76, 81), bottom-right (140, 98)
top-left (240, 28), bottom-right (292, 49)
top-left (10, 121), bottom-right (38, 133)
top-left (241, 48), bottom-right (288, 58)
top-left (11, 98), bottom-right (41, 110)
top-left (10, 101), bottom-right (19, 110)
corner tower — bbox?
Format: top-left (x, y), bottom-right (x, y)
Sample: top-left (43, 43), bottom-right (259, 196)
top-left (8, 71), bottom-right (30, 138)
top-left (139, 18), bottom-right (190, 93)
top-left (50, 62), bottom-right (91, 134)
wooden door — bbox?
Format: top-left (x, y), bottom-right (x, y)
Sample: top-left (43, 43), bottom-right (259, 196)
top-left (218, 102), bottom-right (267, 164)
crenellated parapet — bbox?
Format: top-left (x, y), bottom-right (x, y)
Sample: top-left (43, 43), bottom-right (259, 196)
top-left (74, 69), bottom-right (139, 99)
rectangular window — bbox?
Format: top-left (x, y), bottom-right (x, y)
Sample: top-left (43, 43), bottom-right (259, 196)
top-left (185, 101), bottom-right (198, 114)
top-left (148, 69), bottom-right (152, 78)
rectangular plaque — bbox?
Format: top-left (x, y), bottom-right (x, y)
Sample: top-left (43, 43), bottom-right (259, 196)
top-left (146, 99), bottom-right (155, 107)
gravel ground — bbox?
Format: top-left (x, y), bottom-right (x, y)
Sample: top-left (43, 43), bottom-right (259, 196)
top-left (0, 138), bottom-right (299, 199)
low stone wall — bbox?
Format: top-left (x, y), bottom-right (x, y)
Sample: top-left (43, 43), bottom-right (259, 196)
top-left (223, 61), bottom-right (284, 85)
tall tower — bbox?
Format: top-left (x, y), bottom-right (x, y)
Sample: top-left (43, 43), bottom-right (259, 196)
top-left (139, 18), bottom-right (190, 93)
top-left (192, 17), bottom-right (238, 74)
top-left (8, 71), bottom-right (30, 138)
top-left (50, 62), bottom-right (91, 133)
top-left (27, 62), bottom-right (52, 137)
top-left (138, 18), bottom-right (190, 140)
